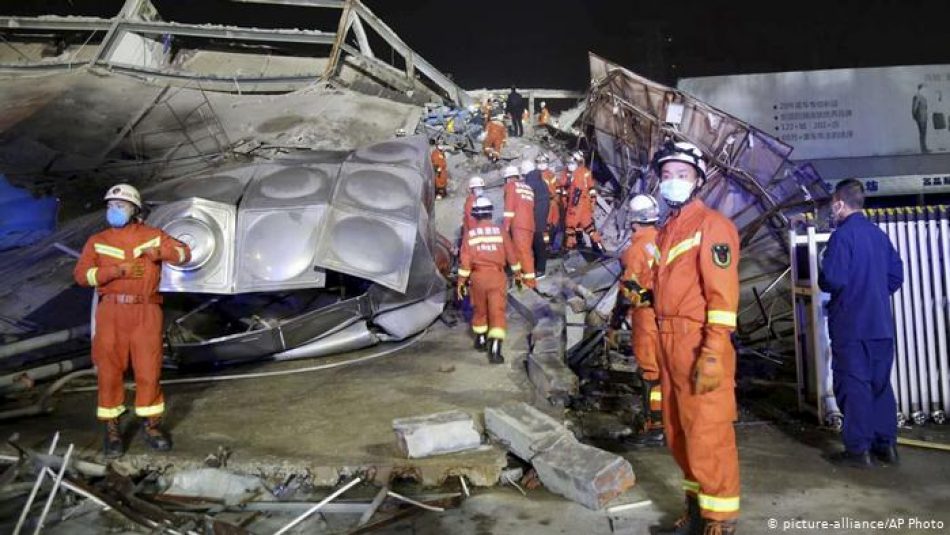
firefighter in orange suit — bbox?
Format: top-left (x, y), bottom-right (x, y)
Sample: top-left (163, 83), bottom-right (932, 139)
top-left (537, 154), bottom-right (559, 246)
top-left (615, 194), bottom-right (665, 448)
top-left (564, 151), bottom-right (605, 254)
top-left (651, 141), bottom-right (740, 535)
top-left (430, 139), bottom-right (449, 199)
top-left (537, 101), bottom-right (550, 126)
top-left (483, 114), bottom-right (507, 162)
top-left (501, 165), bottom-right (537, 288)
top-left (457, 197), bottom-right (522, 364)
top-left (461, 175), bottom-right (485, 237)
top-left (73, 184), bottom-right (191, 458)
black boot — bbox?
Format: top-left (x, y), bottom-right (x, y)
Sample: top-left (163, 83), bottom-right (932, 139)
top-left (592, 241), bottom-right (606, 255)
top-left (702, 519), bottom-right (737, 535)
top-left (103, 418), bottom-right (124, 459)
top-left (142, 417), bottom-right (172, 451)
top-left (657, 495), bottom-right (701, 535)
top-left (488, 338), bottom-right (504, 364)
top-left (474, 334), bottom-right (488, 351)
top-left (872, 444), bottom-right (900, 466)
top-left (827, 449), bottom-right (872, 469)
top-left (625, 427), bottom-right (666, 448)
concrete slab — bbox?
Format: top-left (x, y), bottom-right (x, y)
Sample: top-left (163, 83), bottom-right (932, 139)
top-left (525, 351), bottom-right (579, 405)
top-left (393, 410), bottom-right (483, 459)
top-left (483, 402), bottom-right (572, 462)
top-left (532, 434), bottom-right (636, 510)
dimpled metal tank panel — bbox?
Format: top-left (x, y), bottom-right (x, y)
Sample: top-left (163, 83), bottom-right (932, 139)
top-left (148, 198), bottom-right (236, 294)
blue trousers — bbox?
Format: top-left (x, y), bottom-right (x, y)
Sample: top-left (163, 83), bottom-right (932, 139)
top-left (832, 339), bottom-right (897, 453)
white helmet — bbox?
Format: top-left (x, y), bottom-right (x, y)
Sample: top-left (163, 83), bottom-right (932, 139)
top-left (571, 150), bottom-right (585, 163)
top-left (540, 101), bottom-right (547, 108)
top-left (535, 153), bottom-right (549, 163)
top-left (468, 176), bottom-right (485, 190)
top-left (520, 159), bottom-right (536, 175)
top-left (503, 165), bottom-right (520, 179)
top-left (104, 183), bottom-right (142, 209)
top-left (628, 194), bottom-right (660, 224)
top-left (471, 196), bottom-right (494, 219)
top-left (653, 140), bottom-right (707, 180)
top-left (492, 114), bottom-right (505, 122)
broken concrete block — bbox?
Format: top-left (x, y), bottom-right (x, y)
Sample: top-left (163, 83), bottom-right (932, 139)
top-left (533, 435), bottom-right (636, 510)
top-left (535, 274), bottom-right (565, 297)
top-left (567, 296), bottom-right (587, 313)
top-left (507, 288), bottom-right (555, 325)
top-left (484, 403), bottom-right (572, 462)
top-left (530, 335), bottom-right (562, 356)
top-left (392, 410), bottom-right (482, 459)
top-left (526, 351), bottom-right (579, 405)
top-left (565, 308), bottom-right (587, 351)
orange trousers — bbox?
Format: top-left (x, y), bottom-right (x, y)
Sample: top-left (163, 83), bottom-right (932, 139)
top-left (564, 208), bottom-right (602, 249)
top-left (470, 270), bottom-right (508, 340)
top-left (632, 307), bottom-right (662, 426)
top-left (511, 227), bottom-right (536, 287)
top-left (658, 318), bottom-right (740, 521)
top-left (92, 302), bottom-right (165, 420)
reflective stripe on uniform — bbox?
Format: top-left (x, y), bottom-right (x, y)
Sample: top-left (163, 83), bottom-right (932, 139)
top-left (523, 273), bottom-right (536, 280)
top-left (510, 263), bottom-right (521, 271)
top-left (133, 236), bottom-right (161, 258)
top-left (94, 243), bottom-right (125, 260)
top-left (472, 325), bottom-right (488, 334)
top-left (682, 480), bottom-right (701, 494)
top-left (650, 390), bottom-right (662, 402)
top-left (487, 327), bottom-right (506, 339)
top-left (135, 402), bottom-right (165, 417)
top-left (97, 405), bottom-right (127, 419)
top-left (666, 231), bottom-right (702, 265)
top-left (468, 236), bottom-right (505, 245)
top-left (86, 267), bottom-right (99, 287)
top-left (707, 310), bottom-right (737, 327)
top-left (458, 268), bottom-right (471, 277)
top-left (698, 493), bottom-right (740, 513)
top-left (175, 246), bottom-right (186, 263)
top-left (503, 211), bottom-right (516, 217)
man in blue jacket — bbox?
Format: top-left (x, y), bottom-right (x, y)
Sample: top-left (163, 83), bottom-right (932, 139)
top-left (522, 159), bottom-right (550, 276)
top-left (819, 179), bottom-right (904, 468)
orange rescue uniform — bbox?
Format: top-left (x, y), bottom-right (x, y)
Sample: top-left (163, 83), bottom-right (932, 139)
top-left (537, 107), bottom-right (550, 126)
top-left (653, 199), bottom-right (740, 521)
top-left (457, 221), bottom-right (521, 340)
top-left (542, 169), bottom-right (560, 232)
top-left (564, 165), bottom-right (603, 248)
top-left (503, 180), bottom-right (536, 287)
top-left (461, 193), bottom-right (478, 237)
top-left (430, 147), bottom-right (449, 196)
top-left (620, 225), bottom-right (662, 423)
top-left (74, 223), bottom-right (191, 421)
top-left (483, 119), bottom-right (507, 161)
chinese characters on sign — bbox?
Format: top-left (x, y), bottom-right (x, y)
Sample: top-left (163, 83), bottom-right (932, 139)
top-left (774, 100), bottom-right (854, 144)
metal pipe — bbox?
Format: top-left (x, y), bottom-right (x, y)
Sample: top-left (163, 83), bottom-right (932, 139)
top-left (13, 433), bottom-right (59, 535)
top-left (885, 214), bottom-right (910, 418)
top-left (0, 368), bottom-right (97, 422)
top-left (0, 355), bottom-right (92, 394)
top-left (906, 209), bottom-right (930, 423)
top-left (0, 325), bottom-right (91, 360)
top-left (274, 476), bottom-right (362, 535)
top-left (940, 209), bottom-right (950, 415)
top-left (895, 213), bottom-right (921, 416)
top-left (33, 443), bottom-right (74, 535)
top-left (917, 212), bottom-right (940, 416)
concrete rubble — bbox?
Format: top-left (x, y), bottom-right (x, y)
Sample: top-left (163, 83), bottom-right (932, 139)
top-left (392, 410), bottom-right (483, 459)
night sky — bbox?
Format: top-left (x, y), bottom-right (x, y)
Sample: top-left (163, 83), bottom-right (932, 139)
top-left (11, 0), bottom-right (947, 89)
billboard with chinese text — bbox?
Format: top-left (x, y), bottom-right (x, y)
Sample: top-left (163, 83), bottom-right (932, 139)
top-left (679, 65), bottom-right (950, 160)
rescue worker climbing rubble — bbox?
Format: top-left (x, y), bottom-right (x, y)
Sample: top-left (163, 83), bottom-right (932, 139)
top-left (537, 101), bottom-right (550, 127)
top-left (651, 141), bottom-right (741, 535)
top-left (564, 151), bottom-right (605, 254)
top-left (457, 197), bottom-right (522, 364)
top-left (614, 194), bottom-right (665, 448)
top-left (73, 184), bottom-right (191, 458)
top-left (429, 138), bottom-right (449, 199)
top-left (483, 114), bottom-right (507, 163)
top-left (502, 165), bottom-right (537, 288)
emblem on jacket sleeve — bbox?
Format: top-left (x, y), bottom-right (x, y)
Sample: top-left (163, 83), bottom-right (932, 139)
top-left (712, 243), bottom-right (731, 268)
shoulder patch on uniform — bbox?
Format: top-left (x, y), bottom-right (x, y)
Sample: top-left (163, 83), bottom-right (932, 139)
top-left (712, 243), bottom-right (731, 268)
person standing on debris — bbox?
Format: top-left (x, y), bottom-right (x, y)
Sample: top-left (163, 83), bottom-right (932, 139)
top-left (73, 184), bottom-right (191, 458)
top-left (537, 101), bottom-right (550, 127)
top-left (564, 151), bottom-right (605, 254)
top-left (521, 158), bottom-right (550, 278)
top-left (538, 154), bottom-right (561, 249)
top-left (819, 179), bottom-right (903, 469)
top-left (502, 165), bottom-right (537, 288)
top-left (457, 197), bottom-right (523, 364)
top-left (615, 194), bottom-right (665, 448)
top-left (651, 141), bottom-right (741, 534)
top-left (430, 139), bottom-right (449, 199)
top-left (506, 86), bottom-right (526, 137)
top-left (483, 114), bottom-right (507, 163)
top-left (462, 175), bottom-right (485, 237)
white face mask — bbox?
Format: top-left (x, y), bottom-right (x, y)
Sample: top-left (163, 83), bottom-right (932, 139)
top-left (567, 163), bottom-right (577, 172)
top-left (537, 163), bottom-right (548, 171)
top-left (659, 178), bottom-right (695, 206)
top-left (472, 187), bottom-right (484, 197)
